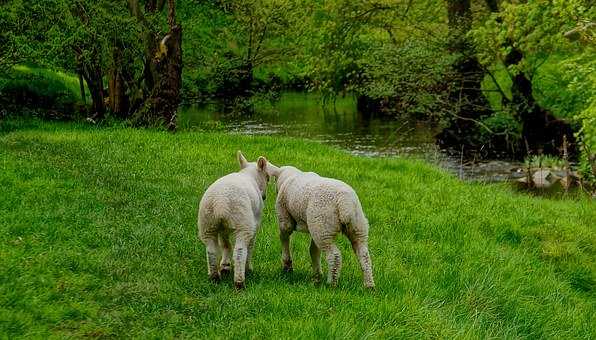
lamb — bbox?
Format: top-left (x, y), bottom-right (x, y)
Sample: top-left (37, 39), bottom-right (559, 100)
top-left (198, 151), bottom-right (270, 289)
top-left (263, 162), bottom-right (375, 288)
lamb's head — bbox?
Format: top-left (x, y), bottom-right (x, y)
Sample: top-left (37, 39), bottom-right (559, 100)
top-left (237, 151), bottom-right (271, 200)
top-left (261, 161), bottom-right (298, 192)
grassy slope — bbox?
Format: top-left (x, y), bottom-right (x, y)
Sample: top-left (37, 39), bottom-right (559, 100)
top-left (2, 66), bottom-right (87, 103)
top-left (0, 120), bottom-right (594, 338)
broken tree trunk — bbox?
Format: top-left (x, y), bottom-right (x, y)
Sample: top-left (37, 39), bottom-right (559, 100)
top-left (133, 21), bottom-right (181, 128)
top-left (130, 0), bottom-right (182, 130)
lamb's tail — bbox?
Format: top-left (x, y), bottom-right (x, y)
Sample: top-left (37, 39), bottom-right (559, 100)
top-left (337, 191), bottom-right (369, 239)
top-left (198, 199), bottom-right (229, 240)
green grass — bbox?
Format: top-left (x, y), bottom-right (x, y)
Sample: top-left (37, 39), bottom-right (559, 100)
top-left (1, 119), bottom-right (595, 338)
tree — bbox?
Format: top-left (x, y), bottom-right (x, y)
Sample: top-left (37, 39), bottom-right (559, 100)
top-left (436, 0), bottom-right (496, 155)
top-left (129, 0), bottom-right (182, 129)
top-left (1, 0), bottom-right (182, 128)
top-left (473, 0), bottom-right (592, 155)
top-left (302, 0), bottom-right (453, 116)
top-left (205, 0), bottom-right (307, 98)
top-left (0, 0), bottom-right (142, 118)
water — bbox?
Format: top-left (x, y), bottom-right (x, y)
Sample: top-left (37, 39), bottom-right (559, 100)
top-left (179, 92), bottom-right (522, 182)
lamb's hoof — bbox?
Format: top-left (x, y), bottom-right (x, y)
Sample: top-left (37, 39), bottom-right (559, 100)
top-left (209, 273), bottom-right (221, 284)
top-left (234, 281), bottom-right (245, 290)
top-left (312, 274), bottom-right (323, 286)
top-left (219, 266), bottom-right (231, 277)
top-left (282, 261), bottom-right (293, 273)
top-left (365, 284), bottom-right (376, 291)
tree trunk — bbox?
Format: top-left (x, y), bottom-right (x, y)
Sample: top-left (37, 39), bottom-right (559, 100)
top-left (149, 25), bottom-right (182, 130)
top-left (108, 47), bottom-right (130, 118)
top-left (437, 0), bottom-right (494, 155)
top-left (239, 62), bottom-right (253, 97)
top-left (504, 46), bottom-right (576, 156)
top-left (77, 69), bottom-right (86, 104)
top-left (133, 0), bottom-right (181, 130)
top-left (82, 64), bottom-right (105, 119)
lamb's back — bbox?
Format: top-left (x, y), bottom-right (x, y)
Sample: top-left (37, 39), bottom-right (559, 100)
top-left (282, 173), bottom-right (358, 215)
top-left (199, 173), bottom-right (256, 221)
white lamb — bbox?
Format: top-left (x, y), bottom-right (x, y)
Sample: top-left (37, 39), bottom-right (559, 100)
top-left (198, 151), bottom-right (270, 289)
top-left (263, 163), bottom-right (375, 288)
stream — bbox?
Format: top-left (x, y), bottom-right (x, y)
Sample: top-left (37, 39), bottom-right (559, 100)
top-left (179, 92), bottom-right (524, 182)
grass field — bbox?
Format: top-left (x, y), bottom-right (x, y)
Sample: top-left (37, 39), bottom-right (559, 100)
top-left (1, 119), bottom-right (595, 338)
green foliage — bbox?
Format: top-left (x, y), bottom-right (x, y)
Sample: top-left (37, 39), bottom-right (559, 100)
top-left (1, 119), bottom-right (595, 337)
top-left (470, 0), bottom-right (595, 156)
top-left (179, 0), bottom-right (309, 98)
top-left (555, 42), bottom-right (596, 187)
top-left (576, 98), bottom-right (596, 189)
top-left (480, 111), bottom-right (521, 140)
top-left (481, 62), bottom-right (512, 113)
top-left (1, 0), bottom-right (594, 147)
top-left (10, 65), bottom-right (85, 101)
top-left (473, 0), bottom-right (589, 71)
top-left (301, 0), bottom-right (452, 115)
top-left (1, 0), bottom-right (140, 74)
top-left (0, 65), bottom-right (85, 118)
top-left (358, 39), bottom-right (455, 117)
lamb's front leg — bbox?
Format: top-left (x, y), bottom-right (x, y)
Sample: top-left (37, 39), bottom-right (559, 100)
top-left (309, 239), bottom-right (322, 283)
top-left (277, 207), bottom-right (295, 272)
top-left (218, 234), bottom-right (232, 276)
top-left (280, 229), bottom-right (293, 272)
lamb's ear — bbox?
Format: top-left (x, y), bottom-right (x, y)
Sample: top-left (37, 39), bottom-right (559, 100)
top-left (257, 156), bottom-right (267, 171)
top-left (265, 162), bottom-right (281, 177)
top-left (237, 151), bottom-right (248, 169)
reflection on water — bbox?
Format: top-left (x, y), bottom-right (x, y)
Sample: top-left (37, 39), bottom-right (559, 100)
top-left (179, 93), bottom-right (522, 182)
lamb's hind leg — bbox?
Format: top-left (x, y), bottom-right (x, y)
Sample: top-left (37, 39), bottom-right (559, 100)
top-left (233, 236), bottom-right (249, 289)
top-left (351, 239), bottom-right (375, 288)
top-left (245, 235), bottom-right (256, 274)
top-left (324, 243), bottom-right (342, 287)
top-left (204, 236), bottom-right (220, 283)
top-left (310, 221), bottom-right (342, 287)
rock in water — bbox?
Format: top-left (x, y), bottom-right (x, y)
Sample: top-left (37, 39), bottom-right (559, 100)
top-left (533, 170), bottom-right (552, 188)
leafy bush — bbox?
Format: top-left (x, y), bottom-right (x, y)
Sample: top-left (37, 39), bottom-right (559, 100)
top-left (356, 39), bottom-right (454, 117)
